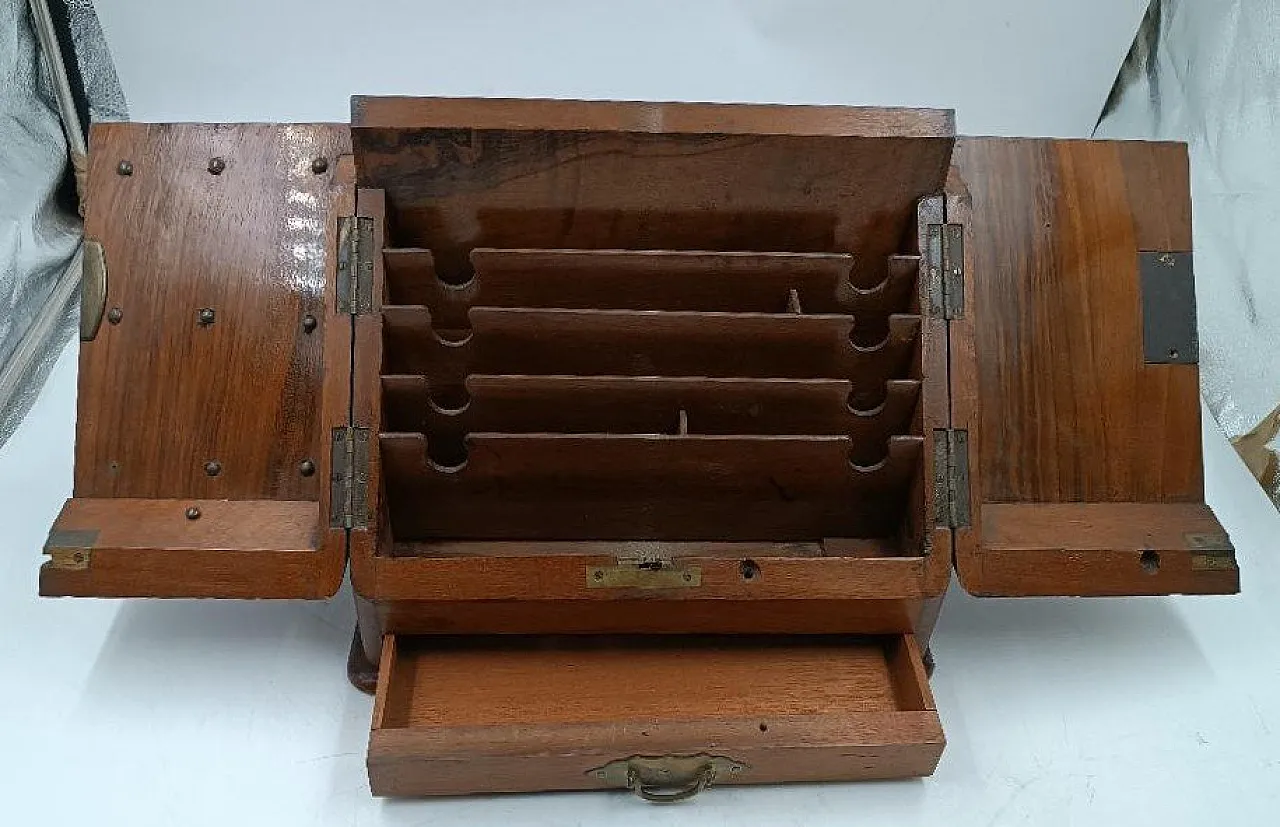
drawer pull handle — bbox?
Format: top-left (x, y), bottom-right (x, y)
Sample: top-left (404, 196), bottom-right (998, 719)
top-left (588, 753), bottom-right (747, 803)
top-left (627, 765), bottom-right (714, 803)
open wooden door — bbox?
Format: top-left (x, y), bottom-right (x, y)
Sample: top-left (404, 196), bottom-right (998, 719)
top-left (948, 138), bottom-right (1239, 597)
top-left (40, 123), bottom-right (353, 598)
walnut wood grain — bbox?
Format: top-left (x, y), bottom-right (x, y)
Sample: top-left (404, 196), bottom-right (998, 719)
top-left (368, 633), bottom-right (943, 795)
top-left (352, 97), bottom-right (954, 288)
top-left (55, 123), bottom-right (351, 599)
top-left (77, 123), bottom-right (349, 501)
top-left (353, 95), bottom-right (954, 139)
top-left (950, 139), bottom-right (1235, 596)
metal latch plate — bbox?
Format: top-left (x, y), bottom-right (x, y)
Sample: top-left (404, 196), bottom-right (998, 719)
top-left (1140, 251), bottom-right (1198, 364)
top-left (44, 528), bottom-right (98, 570)
top-left (587, 557), bottom-right (701, 589)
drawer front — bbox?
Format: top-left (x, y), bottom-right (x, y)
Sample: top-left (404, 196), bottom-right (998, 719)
top-left (368, 633), bottom-right (944, 798)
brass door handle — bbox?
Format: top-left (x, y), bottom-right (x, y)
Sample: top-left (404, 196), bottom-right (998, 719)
top-left (626, 765), bottom-right (714, 803)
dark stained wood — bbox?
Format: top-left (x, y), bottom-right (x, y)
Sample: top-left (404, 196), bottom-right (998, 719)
top-left (385, 248), bottom-right (917, 339)
top-left (382, 307), bottom-right (920, 405)
top-left (368, 633), bottom-right (944, 795)
top-left (39, 498), bottom-right (331, 598)
top-left (354, 96), bottom-right (955, 139)
top-left (353, 97), bottom-right (954, 288)
top-left (911, 195), bottom-right (954, 585)
top-left (390, 538), bottom-right (898, 558)
top-left (950, 139), bottom-right (1233, 596)
top-left (380, 433), bottom-right (921, 541)
top-left (77, 123), bottom-right (350, 501)
top-left (381, 375), bottom-right (920, 466)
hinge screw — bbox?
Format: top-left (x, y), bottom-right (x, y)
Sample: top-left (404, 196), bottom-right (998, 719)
top-left (197, 307), bottom-right (216, 326)
top-left (107, 307), bottom-right (123, 324)
top-left (185, 506), bottom-right (202, 520)
top-left (311, 157), bottom-right (329, 174)
top-left (207, 157), bottom-right (226, 175)
top-left (298, 459), bottom-right (316, 477)
top-left (301, 314), bottom-right (318, 334)
top-left (116, 160), bottom-right (133, 176)
top-left (204, 460), bottom-right (222, 477)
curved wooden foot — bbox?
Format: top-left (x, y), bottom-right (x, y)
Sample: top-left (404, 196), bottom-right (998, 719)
top-left (347, 627), bottom-right (379, 694)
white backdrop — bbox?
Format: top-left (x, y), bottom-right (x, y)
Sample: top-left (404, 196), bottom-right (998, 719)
top-left (5, 2), bottom-right (1279, 824)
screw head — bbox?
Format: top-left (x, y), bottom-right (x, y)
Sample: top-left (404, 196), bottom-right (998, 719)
top-left (207, 157), bottom-right (226, 175)
top-left (185, 506), bottom-right (202, 520)
top-left (107, 307), bottom-right (123, 325)
top-left (117, 160), bottom-right (133, 176)
top-left (298, 459), bottom-right (316, 477)
top-left (204, 460), bottom-right (222, 477)
top-left (197, 307), bottom-right (216, 326)
top-left (301, 314), bottom-right (318, 334)
top-left (311, 157), bottom-right (329, 174)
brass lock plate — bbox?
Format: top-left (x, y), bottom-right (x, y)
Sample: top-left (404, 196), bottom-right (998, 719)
top-left (586, 557), bottom-right (701, 590)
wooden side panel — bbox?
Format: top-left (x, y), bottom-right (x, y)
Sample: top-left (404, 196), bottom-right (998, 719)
top-left (46, 123), bottom-right (352, 598)
top-left (368, 634), bottom-right (943, 796)
top-left (950, 138), bottom-right (1238, 596)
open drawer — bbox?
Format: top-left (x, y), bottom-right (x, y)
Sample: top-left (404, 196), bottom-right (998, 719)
top-left (368, 633), bottom-right (944, 798)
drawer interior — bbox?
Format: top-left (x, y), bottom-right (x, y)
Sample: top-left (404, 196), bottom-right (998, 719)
top-left (369, 633), bottom-right (944, 796)
top-left (354, 120), bottom-right (953, 559)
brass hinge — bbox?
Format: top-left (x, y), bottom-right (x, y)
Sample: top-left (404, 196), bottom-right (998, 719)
top-left (933, 428), bottom-right (971, 529)
top-left (329, 426), bottom-right (370, 529)
top-left (335, 215), bottom-right (374, 315)
top-left (926, 223), bottom-right (965, 319)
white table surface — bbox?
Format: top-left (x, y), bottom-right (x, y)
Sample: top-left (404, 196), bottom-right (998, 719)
top-left (3, 339), bottom-right (1278, 826)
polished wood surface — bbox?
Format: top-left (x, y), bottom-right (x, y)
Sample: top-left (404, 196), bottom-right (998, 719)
top-left (52, 123), bottom-right (351, 598)
top-left (369, 633), bottom-right (943, 795)
top-left (77, 123), bottom-right (349, 501)
top-left (973, 503), bottom-right (1238, 596)
top-left (354, 95), bottom-right (954, 139)
top-left (950, 138), bottom-right (1236, 596)
top-left (40, 498), bottom-right (330, 598)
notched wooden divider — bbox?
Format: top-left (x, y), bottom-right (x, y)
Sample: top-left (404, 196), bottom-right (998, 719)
top-left (351, 107), bottom-right (953, 567)
top-left (375, 245), bottom-right (926, 546)
top-left (383, 248), bottom-right (919, 345)
top-left (379, 432), bottom-right (923, 541)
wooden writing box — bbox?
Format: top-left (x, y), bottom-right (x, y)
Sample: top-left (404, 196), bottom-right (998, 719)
top-left (42, 96), bottom-right (1238, 801)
